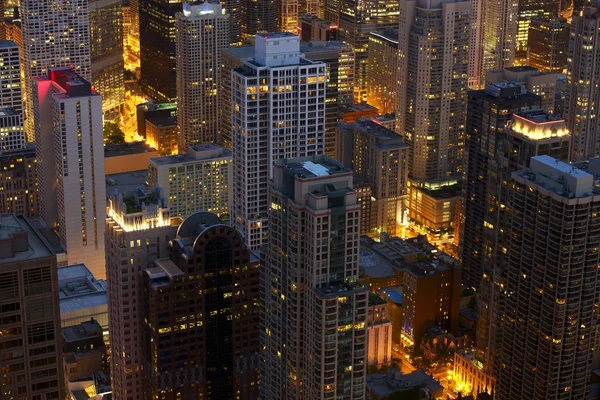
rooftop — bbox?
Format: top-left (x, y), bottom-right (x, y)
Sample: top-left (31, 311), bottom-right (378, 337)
top-left (0, 40), bottom-right (18, 48)
top-left (58, 264), bottom-right (107, 313)
top-left (354, 119), bottom-right (407, 150)
top-left (149, 144), bottom-right (231, 166)
top-left (339, 103), bottom-right (378, 113)
top-left (281, 155), bottom-right (350, 179)
top-left (257, 32), bottom-right (298, 39)
top-left (48, 67), bottom-right (94, 97)
top-left (62, 319), bottom-right (103, 344)
top-left (104, 141), bottom-right (156, 158)
top-left (0, 106), bottom-right (18, 117)
top-left (514, 155), bottom-right (596, 198)
top-left (106, 170), bottom-right (148, 198)
top-left (359, 235), bottom-right (458, 280)
top-left (367, 368), bottom-right (443, 397)
top-left (380, 286), bottom-right (403, 304)
top-left (146, 116), bottom-right (177, 128)
top-left (0, 214), bottom-right (53, 262)
top-left (369, 28), bottom-right (399, 44)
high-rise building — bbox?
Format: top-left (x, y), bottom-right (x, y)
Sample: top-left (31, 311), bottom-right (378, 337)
top-left (105, 187), bottom-right (178, 400)
top-left (469, 0), bottom-right (484, 89)
top-left (366, 29), bottom-right (398, 114)
top-left (261, 154), bottom-right (368, 399)
top-left (231, 33), bottom-right (326, 249)
top-left (32, 68), bottom-right (106, 279)
top-left (0, 106), bottom-right (24, 152)
top-left (141, 211), bottom-right (260, 399)
top-left (514, 0), bottom-right (560, 66)
top-left (336, 0), bottom-right (398, 102)
top-left (486, 66), bottom-right (557, 114)
top-left (397, 0), bottom-right (470, 240)
top-left (467, 109), bottom-right (570, 373)
top-left (0, 145), bottom-right (38, 217)
top-left (21, 0), bottom-right (91, 140)
top-left (300, 40), bottom-right (355, 158)
top-left (461, 82), bottom-right (541, 291)
top-left (527, 17), bottom-right (569, 74)
top-left (139, 0), bottom-right (182, 101)
top-left (496, 155), bottom-right (600, 400)
top-left (299, 14), bottom-right (338, 41)
top-left (351, 119), bottom-right (409, 238)
top-left (219, 45), bottom-right (254, 150)
top-left (367, 293), bottom-right (393, 367)
top-left (279, 0), bottom-right (318, 34)
top-left (240, 0), bottom-right (277, 40)
top-left (0, 213), bottom-right (65, 400)
top-left (0, 40), bottom-right (22, 113)
top-left (147, 144), bottom-right (232, 219)
top-left (176, 1), bottom-right (229, 149)
top-left (566, 5), bottom-right (600, 162)
top-left (482, 0), bottom-right (517, 72)
top-left (90, 0), bottom-right (125, 113)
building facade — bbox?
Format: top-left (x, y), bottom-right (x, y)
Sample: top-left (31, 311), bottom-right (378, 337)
top-left (397, 0), bottom-right (470, 241)
top-left (90, 0), bottom-right (125, 113)
top-left (147, 144), bottom-right (232, 220)
top-left (139, 0), bottom-right (182, 101)
top-left (261, 155), bottom-right (368, 399)
top-left (366, 29), bottom-right (398, 114)
top-left (527, 17), bottom-right (569, 74)
top-left (335, 0), bottom-right (398, 102)
top-left (300, 40), bottom-right (355, 158)
top-left (351, 119), bottom-right (409, 238)
top-left (231, 33), bottom-right (326, 249)
top-left (367, 293), bottom-right (393, 367)
top-left (33, 68), bottom-right (106, 279)
top-left (565, 6), bottom-right (600, 162)
top-left (20, 0), bottom-right (91, 140)
top-left (514, 0), bottom-right (560, 66)
top-left (461, 82), bottom-right (541, 291)
top-left (105, 187), bottom-right (178, 400)
top-left (0, 146), bottom-right (37, 217)
top-left (176, 1), bottom-right (229, 149)
top-left (0, 40), bottom-right (22, 112)
top-left (0, 214), bottom-right (65, 400)
top-left (141, 212), bottom-right (260, 399)
top-left (496, 156), bottom-right (600, 400)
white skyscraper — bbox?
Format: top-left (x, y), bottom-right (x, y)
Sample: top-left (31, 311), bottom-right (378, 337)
top-left (231, 33), bottom-right (326, 249)
top-left (33, 67), bottom-right (106, 279)
top-left (21, 0), bottom-right (91, 140)
top-left (176, 1), bottom-right (229, 149)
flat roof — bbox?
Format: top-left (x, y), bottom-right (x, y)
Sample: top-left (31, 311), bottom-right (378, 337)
top-left (0, 106), bottom-right (18, 116)
top-left (104, 141), bottom-right (156, 158)
top-left (282, 155), bottom-right (351, 179)
top-left (149, 144), bottom-right (231, 166)
top-left (0, 214), bottom-right (53, 262)
top-left (106, 170), bottom-right (149, 198)
top-left (0, 40), bottom-right (18, 48)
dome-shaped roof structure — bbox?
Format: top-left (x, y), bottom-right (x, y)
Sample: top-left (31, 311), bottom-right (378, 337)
top-left (176, 211), bottom-right (224, 239)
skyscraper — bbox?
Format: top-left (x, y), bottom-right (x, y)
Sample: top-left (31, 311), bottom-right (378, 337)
top-left (105, 187), bottom-right (178, 400)
top-left (240, 0), bottom-right (277, 40)
top-left (231, 33), bottom-right (326, 249)
top-left (21, 0), bottom-right (91, 140)
top-left (351, 119), bottom-right (409, 238)
top-left (496, 155), bottom-right (600, 400)
top-left (0, 214), bottom-right (65, 400)
top-left (176, 1), bottom-right (229, 149)
top-left (482, 0), bottom-right (517, 73)
top-left (139, 0), bottom-right (182, 101)
top-left (141, 211), bottom-right (260, 399)
top-left (300, 40), bottom-right (355, 158)
top-left (261, 154), bottom-right (368, 399)
top-left (527, 17), bottom-right (569, 74)
top-left (514, 0), bottom-right (560, 65)
top-left (397, 0), bottom-right (470, 240)
top-left (366, 29), bottom-right (398, 114)
top-left (336, 0), bottom-right (398, 102)
top-left (90, 0), bottom-right (125, 113)
top-left (32, 68), bottom-right (106, 279)
top-left (566, 5), bottom-right (600, 162)
top-left (461, 83), bottom-right (541, 291)
top-left (0, 40), bottom-right (22, 112)
top-left (467, 109), bottom-right (570, 373)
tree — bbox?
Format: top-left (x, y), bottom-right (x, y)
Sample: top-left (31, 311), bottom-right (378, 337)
top-left (104, 122), bottom-right (125, 145)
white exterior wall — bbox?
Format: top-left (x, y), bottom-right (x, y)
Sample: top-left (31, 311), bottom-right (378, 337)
top-left (231, 39), bottom-right (326, 249)
top-left (367, 322), bottom-right (393, 366)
